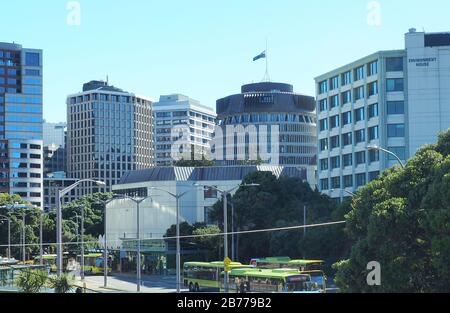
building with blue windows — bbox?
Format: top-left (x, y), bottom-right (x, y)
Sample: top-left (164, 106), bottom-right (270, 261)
top-left (0, 42), bottom-right (43, 208)
top-left (315, 29), bottom-right (450, 200)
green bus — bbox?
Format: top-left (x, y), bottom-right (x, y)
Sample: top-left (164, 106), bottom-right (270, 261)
top-left (228, 268), bottom-right (317, 293)
top-left (251, 257), bottom-right (327, 292)
top-left (183, 261), bottom-right (251, 292)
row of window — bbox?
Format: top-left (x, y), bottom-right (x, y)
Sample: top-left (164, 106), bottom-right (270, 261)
top-left (319, 146), bottom-right (406, 171)
top-left (318, 57), bottom-right (404, 94)
top-left (319, 103), bottom-right (380, 130)
top-left (318, 79), bottom-right (404, 111)
top-left (320, 171), bottom-right (380, 190)
top-left (220, 113), bottom-right (316, 125)
top-left (319, 126), bottom-right (379, 151)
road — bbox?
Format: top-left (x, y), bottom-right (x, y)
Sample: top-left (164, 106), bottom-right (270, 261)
top-left (77, 274), bottom-right (188, 293)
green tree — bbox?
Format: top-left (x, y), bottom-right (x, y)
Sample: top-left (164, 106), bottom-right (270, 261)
top-left (15, 269), bottom-right (48, 293)
top-left (208, 171), bottom-right (347, 273)
top-left (49, 274), bottom-right (74, 294)
top-left (334, 129), bottom-right (450, 293)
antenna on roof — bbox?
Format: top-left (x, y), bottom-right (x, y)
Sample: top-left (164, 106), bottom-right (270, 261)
top-left (106, 75), bottom-right (109, 85)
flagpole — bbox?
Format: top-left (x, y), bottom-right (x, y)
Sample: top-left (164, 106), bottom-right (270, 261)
top-left (266, 38), bottom-right (269, 82)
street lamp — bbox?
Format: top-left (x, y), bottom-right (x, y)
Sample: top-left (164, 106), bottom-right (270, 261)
top-left (56, 179), bottom-right (106, 276)
top-left (367, 145), bottom-right (405, 168)
top-left (148, 187), bottom-right (193, 293)
top-left (94, 196), bottom-right (121, 289)
top-left (0, 215), bottom-right (11, 259)
top-left (119, 195), bottom-right (152, 293)
top-left (194, 183), bottom-right (259, 293)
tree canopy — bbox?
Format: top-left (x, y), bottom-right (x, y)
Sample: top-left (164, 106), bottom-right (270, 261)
top-left (334, 129), bottom-right (450, 293)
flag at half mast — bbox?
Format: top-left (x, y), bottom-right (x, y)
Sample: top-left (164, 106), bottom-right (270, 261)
top-left (253, 50), bottom-right (266, 61)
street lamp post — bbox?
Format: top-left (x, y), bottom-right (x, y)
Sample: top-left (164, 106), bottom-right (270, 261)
top-left (367, 145), bottom-right (405, 168)
top-left (56, 179), bottom-right (106, 277)
top-left (80, 206), bottom-right (85, 281)
top-left (195, 183), bottom-right (259, 293)
top-left (120, 195), bottom-right (151, 293)
top-left (148, 187), bottom-right (192, 293)
top-left (0, 215), bottom-right (11, 259)
top-left (95, 197), bottom-right (119, 289)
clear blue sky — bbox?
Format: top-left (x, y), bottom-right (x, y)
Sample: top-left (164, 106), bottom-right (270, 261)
top-left (1, 0), bottom-right (449, 122)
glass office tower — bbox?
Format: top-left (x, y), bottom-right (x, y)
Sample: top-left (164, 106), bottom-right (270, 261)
top-left (67, 80), bottom-right (154, 196)
top-left (0, 42), bottom-right (44, 208)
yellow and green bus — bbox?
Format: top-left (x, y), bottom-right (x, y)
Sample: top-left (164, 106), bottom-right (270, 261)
top-left (80, 253), bottom-right (112, 275)
top-left (183, 261), bottom-right (251, 292)
top-left (34, 253), bottom-right (70, 273)
top-left (251, 257), bottom-right (327, 292)
top-left (228, 268), bottom-right (317, 293)
top-left (34, 253), bottom-right (112, 275)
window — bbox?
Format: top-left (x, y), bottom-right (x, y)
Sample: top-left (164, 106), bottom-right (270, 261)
top-left (320, 138), bottom-right (328, 151)
top-left (368, 126), bottom-right (379, 140)
top-left (354, 86), bottom-right (365, 101)
top-left (354, 66), bottom-right (365, 81)
top-left (368, 103), bottom-right (379, 118)
top-left (319, 80), bottom-right (328, 94)
top-left (320, 159), bottom-right (329, 171)
top-left (341, 71), bottom-right (352, 85)
top-left (387, 101), bottom-right (405, 115)
top-left (355, 129), bottom-right (366, 143)
top-left (320, 179), bottom-right (329, 190)
top-left (319, 99), bottom-right (328, 112)
top-left (387, 124), bottom-right (405, 138)
top-left (368, 60), bottom-right (378, 76)
top-left (355, 107), bottom-right (365, 122)
top-left (369, 150), bottom-right (380, 163)
top-left (25, 69), bottom-right (40, 76)
top-left (369, 171), bottom-right (380, 182)
top-left (330, 115), bottom-right (339, 129)
top-left (342, 111), bottom-right (352, 125)
top-left (343, 175), bottom-right (353, 188)
top-left (356, 173), bottom-right (367, 187)
top-left (387, 147), bottom-right (406, 160)
top-left (356, 151), bottom-right (366, 164)
top-left (331, 176), bottom-right (341, 189)
top-left (343, 153), bottom-right (353, 167)
top-left (342, 132), bottom-right (352, 146)
top-left (367, 81), bottom-right (378, 96)
top-left (25, 52), bottom-right (40, 66)
top-left (319, 118), bottom-right (328, 131)
top-left (330, 95), bottom-right (339, 108)
top-left (342, 91), bottom-right (352, 104)
top-left (331, 156), bottom-right (340, 169)
top-left (386, 57), bottom-right (404, 72)
top-left (330, 76), bottom-right (339, 90)
top-left (386, 78), bottom-right (404, 92)
top-left (330, 135), bottom-right (340, 149)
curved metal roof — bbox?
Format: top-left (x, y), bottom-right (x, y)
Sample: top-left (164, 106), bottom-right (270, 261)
top-left (117, 166), bottom-right (308, 185)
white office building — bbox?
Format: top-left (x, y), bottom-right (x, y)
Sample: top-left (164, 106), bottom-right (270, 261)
top-left (315, 29), bottom-right (450, 199)
top-left (153, 94), bottom-right (216, 166)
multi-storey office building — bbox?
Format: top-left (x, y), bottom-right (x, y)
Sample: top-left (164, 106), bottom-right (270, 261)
top-left (43, 144), bottom-right (66, 176)
top-left (315, 29), bottom-right (450, 199)
top-left (0, 43), bottom-right (44, 208)
top-left (43, 122), bottom-right (66, 147)
top-left (153, 94), bottom-right (216, 166)
top-left (67, 80), bottom-right (154, 195)
top-left (216, 82), bottom-right (317, 166)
